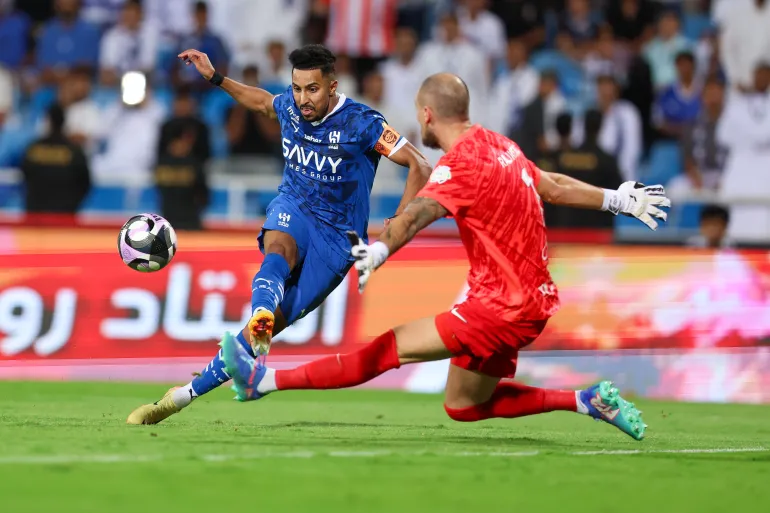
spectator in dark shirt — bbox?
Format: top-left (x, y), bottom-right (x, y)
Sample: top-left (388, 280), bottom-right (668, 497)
top-left (37, 0), bottom-right (100, 85)
top-left (225, 65), bottom-right (281, 157)
top-left (155, 121), bottom-right (209, 231)
top-left (544, 110), bottom-right (623, 228)
top-left (687, 204), bottom-right (733, 249)
top-left (21, 104), bottom-right (91, 213)
top-left (158, 85), bottom-right (211, 164)
top-left (537, 112), bottom-right (573, 173)
top-left (559, 0), bottom-right (599, 49)
top-left (605, 0), bottom-right (658, 50)
top-left (175, 1), bottom-right (229, 91)
top-left (0, 2), bottom-right (30, 70)
top-left (654, 51), bottom-right (702, 139)
top-left (490, 0), bottom-right (546, 49)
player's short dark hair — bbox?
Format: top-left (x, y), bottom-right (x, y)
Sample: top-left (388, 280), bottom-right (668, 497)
top-left (125, 0), bottom-right (142, 10)
top-left (556, 113), bottom-right (572, 138)
top-left (675, 51), bottom-right (695, 65)
top-left (418, 73), bottom-right (470, 120)
top-left (194, 1), bottom-right (208, 13)
top-left (584, 109), bottom-right (603, 136)
top-left (288, 44), bottom-right (336, 76)
top-left (700, 204), bottom-right (730, 224)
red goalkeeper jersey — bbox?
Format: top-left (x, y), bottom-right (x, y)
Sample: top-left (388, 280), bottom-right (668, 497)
top-left (418, 125), bottom-right (560, 321)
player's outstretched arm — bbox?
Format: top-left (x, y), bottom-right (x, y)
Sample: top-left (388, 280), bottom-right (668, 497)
top-left (347, 196), bottom-right (448, 292)
top-left (179, 49), bottom-right (276, 118)
top-left (537, 171), bottom-right (671, 230)
top-left (386, 143), bottom-right (433, 216)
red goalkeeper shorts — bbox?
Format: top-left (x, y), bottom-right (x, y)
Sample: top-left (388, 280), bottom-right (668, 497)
top-left (435, 298), bottom-right (548, 379)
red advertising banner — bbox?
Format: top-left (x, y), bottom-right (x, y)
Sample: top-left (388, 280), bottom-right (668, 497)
top-left (0, 250), bottom-right (365, 360)
top-left (1, 239), bottom-right (770, 361)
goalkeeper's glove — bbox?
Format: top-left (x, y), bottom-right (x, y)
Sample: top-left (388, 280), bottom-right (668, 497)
top-left (603, 181), bottom-right (671, 230)
top-left (347, 231), bottom-right (389, 293)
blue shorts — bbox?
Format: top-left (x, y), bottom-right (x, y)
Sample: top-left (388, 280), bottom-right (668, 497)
top-left (258, 195), bottom-right (353, 324)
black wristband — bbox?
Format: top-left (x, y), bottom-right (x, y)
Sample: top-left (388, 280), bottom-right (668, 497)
top-left (208, 71), bottom-right (225, 87)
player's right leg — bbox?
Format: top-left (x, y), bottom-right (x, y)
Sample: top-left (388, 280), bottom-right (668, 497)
top-left (248, 229), bottom-right (298, 357)
top-left (125, 310), bottom-right (290, 425)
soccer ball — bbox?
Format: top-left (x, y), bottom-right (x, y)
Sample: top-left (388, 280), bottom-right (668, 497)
top-left (117, 213), bottom-right (178, 272)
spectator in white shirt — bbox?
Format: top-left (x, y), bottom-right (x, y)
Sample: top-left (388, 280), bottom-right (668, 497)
top-left (417, 12), bottom-right (489, 126)
top-left (593, 74), bottom-right (643, 182)
top-left (718, 0), bottom-right (770, 92)
top-left (260, 40), bottom-right (293, 93)
top-left (142, 0), bottom-right (193, 47)
top-left (488, 38), bottom-right (539, 136)
top-left (642, 10), bottom-right (691, 90)
top-left (359, 71), bottom-right (420, 193)
top-left (380, 27), bottom-right (423, 118)
top-left (99, 0), bottom-right (158, 86)
top-left (457, 0), bottom-right (507, 61)
top-left (717, 63), bottom-right (770, 243)
top-left (0, 65), bottom-right (12, 129)
top-left (334, 54), bottom-right (359, 97)
top-left (60, 65), bottom-right (101, 154)
top-left (91, 86), bottom-right (166, 187)
top-left (209, 0), bottom-right (307, 69)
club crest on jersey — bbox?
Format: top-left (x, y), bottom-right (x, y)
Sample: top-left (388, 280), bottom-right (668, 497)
top-left (329, 130), bottom-right (341, 149)
top-left (429, 165), bottom-right (452, 184)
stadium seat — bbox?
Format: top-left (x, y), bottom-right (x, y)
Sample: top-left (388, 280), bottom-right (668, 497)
top-left (205, 188), bottom-right (229, 216)
top-left (201, 89), bottom-right (236, 128)
top-left (80, 186), bottom-right (126, 212)
top-left (683, 13), bottom-right (714, 40)
top-left (29, 87), bottom-right (57, 119)
top-left (529, 50), bottom-right (585, 100)
top-left (640, 141), bottom-right (682, 186)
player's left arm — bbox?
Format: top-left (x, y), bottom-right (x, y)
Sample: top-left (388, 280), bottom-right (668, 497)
top-left (384, 143), bottom-right (433, 216)
top-left (537, 169), bottom-right (671, 231)
top-left (369, 121), bottom-right (432, 217)
top-left (347, 196), bottom-right (448, 292)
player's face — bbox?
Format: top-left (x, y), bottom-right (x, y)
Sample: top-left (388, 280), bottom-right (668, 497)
top-left (292, 68), bottom-right (337, 122)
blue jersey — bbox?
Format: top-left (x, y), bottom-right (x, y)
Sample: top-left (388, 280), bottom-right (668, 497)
top-left (272, 87), bottom-right (404, 253)
top-left (655, 83), bottom-right (702, 125)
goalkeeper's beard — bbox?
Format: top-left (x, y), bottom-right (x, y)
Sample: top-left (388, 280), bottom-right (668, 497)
top-left (421, 125), bottom-right (441, 149)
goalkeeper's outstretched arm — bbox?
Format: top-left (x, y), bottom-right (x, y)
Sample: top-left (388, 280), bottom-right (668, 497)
top-left (179, 49), bottom-right (277, 118)
top-left (537, 170), bottom-right (671, 230)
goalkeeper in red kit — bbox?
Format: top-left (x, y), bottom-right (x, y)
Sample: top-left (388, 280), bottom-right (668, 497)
top-left (221, 73), bottom-right (670, 441)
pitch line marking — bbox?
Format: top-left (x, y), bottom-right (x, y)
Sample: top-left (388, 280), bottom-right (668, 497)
top-left (0, 447), bottom-right (765, 465)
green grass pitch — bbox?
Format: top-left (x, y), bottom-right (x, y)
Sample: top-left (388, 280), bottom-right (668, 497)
top-left (1, 381), bottom-right (769, 513)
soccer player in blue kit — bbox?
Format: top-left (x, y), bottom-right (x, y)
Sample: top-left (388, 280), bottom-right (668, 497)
top-left (127, 45), bottom-right (433, 424)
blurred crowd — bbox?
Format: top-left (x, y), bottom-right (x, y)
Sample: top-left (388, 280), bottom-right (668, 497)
top-left (1, 0), bottom-right (769, 243)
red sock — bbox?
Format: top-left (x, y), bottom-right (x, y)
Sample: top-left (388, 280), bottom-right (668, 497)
top-left (275, 330), bottom-right (400, 390)
top-left (444, 381), bottom-right (577, 422)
